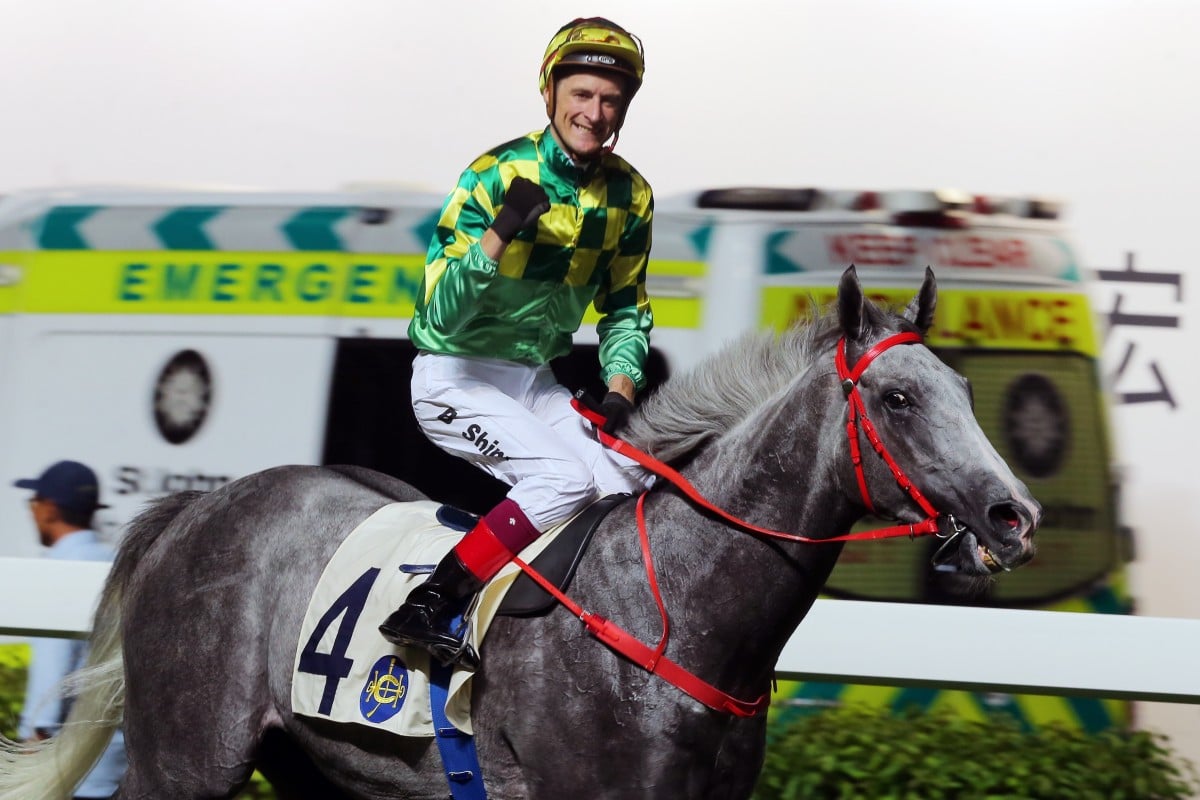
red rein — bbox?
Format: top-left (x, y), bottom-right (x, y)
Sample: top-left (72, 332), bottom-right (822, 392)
top-left (514, 332), bottom-right (943, 716)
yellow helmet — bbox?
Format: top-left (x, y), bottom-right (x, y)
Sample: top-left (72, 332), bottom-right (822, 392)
top-left (539, 17), bottom-right (645, 97)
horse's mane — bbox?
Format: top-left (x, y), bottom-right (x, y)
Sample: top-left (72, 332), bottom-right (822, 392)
top-left (623, 298), bottom-right (898, 465)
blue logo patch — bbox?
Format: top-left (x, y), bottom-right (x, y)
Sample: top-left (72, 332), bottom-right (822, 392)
top-left (359, 655), bottom-right (410, 723)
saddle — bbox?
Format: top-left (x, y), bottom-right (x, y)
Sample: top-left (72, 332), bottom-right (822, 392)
top-left (434, 493), bottom-right (629, 617)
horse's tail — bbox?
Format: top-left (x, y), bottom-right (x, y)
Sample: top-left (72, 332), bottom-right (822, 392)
top-left (0, 490), bottom-right (205, 799)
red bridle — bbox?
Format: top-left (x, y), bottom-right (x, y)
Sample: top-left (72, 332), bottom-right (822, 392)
top-left (572, 331), bottom-right (946, 545)
top-left (835, 331), bottom-right (941, 532)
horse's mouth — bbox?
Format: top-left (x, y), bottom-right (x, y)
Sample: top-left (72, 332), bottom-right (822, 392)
top-left (977, 543), bottom-right (1008, 574)
top-left (932, 530), bottom-right (1013, 575)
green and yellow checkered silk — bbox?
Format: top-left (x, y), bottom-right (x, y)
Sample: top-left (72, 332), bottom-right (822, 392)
top-left (408, 127), bottom-right (654, 390)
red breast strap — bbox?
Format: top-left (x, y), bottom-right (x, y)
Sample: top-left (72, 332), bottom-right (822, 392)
top-left (512, 549), bottom-right (769, 717)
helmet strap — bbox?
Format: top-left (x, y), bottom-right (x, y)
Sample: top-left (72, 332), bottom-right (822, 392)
top-left (603, 127), bottom-right (621, 155)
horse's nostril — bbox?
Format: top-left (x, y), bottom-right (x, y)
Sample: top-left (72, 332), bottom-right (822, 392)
top-left (987, 502), bottom-right (1040, 546)
top-left (988, 502), bottom-right (1030, 537)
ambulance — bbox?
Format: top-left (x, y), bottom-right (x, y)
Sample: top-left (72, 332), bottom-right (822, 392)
top-left (0, 184), bottom-right (1130, 728)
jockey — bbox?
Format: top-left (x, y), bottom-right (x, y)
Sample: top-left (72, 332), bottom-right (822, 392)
top-left (379, 18), bottom-right (656, 667)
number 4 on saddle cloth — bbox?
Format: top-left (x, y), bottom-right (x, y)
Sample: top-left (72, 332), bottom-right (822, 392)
top-left (290, 494), bottom-right (626, 737)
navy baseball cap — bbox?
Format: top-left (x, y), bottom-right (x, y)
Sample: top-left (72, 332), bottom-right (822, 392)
top-left (13, 460), bottom-right (109, 513)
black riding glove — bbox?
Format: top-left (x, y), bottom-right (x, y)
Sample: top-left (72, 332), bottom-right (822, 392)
top-left (491, 177), bottom-right (551, 243)
top-left (600, 391), bottom-right (635, 434)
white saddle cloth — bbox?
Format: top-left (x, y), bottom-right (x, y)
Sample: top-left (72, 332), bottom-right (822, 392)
top-left (290, 500), bottom-right (561, 737)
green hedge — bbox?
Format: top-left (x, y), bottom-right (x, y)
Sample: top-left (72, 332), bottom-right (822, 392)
top-left (0, 644), bottom-right (29, 741)
top-left (753, 705), bottom-right (1200, 800)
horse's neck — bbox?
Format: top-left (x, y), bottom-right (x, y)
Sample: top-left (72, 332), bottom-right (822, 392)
top-left (640, 383), bottom-right (858, 690)
top-left (639, 487), bottom-right (847, 652)
top-left (679, 375), bottom-right (856, 535)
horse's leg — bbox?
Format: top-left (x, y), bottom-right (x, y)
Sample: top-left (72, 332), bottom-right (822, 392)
top-left (118, 578), bottom-right (273, 797)
top-left (113, 686), bottom-right (269, 798)
top-left (255, 729), bottom-right (357, 800)
top-left (113, 679), bottom-right (263, 799)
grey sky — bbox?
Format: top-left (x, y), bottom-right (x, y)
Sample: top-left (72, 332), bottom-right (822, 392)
top-left (3, 0), bottom-right (1197, 266)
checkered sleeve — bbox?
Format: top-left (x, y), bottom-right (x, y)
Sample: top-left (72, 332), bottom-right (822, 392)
top-left (596, 180), bottom-right (654, 390)
top-left (418, 162), bottom-right (503, 334)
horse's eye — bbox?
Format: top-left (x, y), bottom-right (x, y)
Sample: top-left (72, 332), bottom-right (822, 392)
top-left (884, 391), bottom-right (910, 409)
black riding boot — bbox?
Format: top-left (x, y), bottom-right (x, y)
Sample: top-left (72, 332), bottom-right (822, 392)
top-left (379, 550), bottom-right (484, 669)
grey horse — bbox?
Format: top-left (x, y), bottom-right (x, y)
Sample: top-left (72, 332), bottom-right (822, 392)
top-left (0, 266), bottom-right (1039, 799)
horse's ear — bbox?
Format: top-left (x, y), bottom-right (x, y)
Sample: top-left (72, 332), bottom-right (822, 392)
top-left (837, 265), bottom-right (866, 341)
top-left (903, 266), bottom-right (937, 334)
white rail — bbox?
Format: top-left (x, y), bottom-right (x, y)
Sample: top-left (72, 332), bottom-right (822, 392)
top-left (4, 557), bottom-right (1197, 704)
top-left (0, 558), bottom-right (110, 639)
top-left (778, 599), bottom-right (1200, 704)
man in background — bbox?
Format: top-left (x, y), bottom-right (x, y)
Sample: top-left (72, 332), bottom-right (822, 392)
top-left (13, 460), bottom-right (125, 799)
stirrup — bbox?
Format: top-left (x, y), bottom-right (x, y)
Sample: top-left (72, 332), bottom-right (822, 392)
top-left (427, 613), bottom-right (481, 670)
top-left (428, 638), bottom-right (481, 671)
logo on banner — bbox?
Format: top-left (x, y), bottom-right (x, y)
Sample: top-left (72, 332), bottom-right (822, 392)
top-left (359, 655), bottom-right (411, 723)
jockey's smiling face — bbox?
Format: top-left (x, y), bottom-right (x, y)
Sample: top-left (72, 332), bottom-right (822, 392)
top-left (544, 70), bottom-right (627, 161)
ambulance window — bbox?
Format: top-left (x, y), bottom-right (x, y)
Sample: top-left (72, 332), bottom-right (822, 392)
top-left (696, 187), bottom-right (819, 211)
top-left (321, 339), bottom-right (508, 514)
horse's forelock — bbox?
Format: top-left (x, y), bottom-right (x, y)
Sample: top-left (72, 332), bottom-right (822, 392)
top-left (840, 299), bottom-right (921, 363)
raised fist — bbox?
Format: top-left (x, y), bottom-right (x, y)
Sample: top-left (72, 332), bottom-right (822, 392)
top-left (491, 177), bottom-right (550, 243)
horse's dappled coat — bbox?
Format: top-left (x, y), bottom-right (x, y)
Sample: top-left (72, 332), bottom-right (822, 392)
top-left (0, 267), bottom-right (1039, 800)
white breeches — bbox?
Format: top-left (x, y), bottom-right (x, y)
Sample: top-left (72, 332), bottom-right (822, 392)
top-left (410, 353), bottom-right (653, 531)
